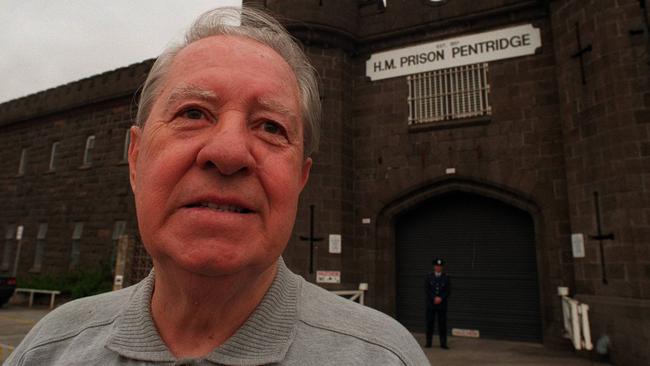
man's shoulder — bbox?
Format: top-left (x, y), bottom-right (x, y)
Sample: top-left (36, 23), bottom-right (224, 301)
top-left (5, 286), bottom-right (137, 365)
top-left (21, 285), bottom-right (135, 345)
top-left (296, 279), bottom-right (428, 365)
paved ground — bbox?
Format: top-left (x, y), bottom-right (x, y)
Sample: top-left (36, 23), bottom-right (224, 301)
top-left (412, 333), bottom-right (611, 366)
top-left (0, 305), bottom-right (51, 363)
top-left (1, 306), bottom-right (612, 365)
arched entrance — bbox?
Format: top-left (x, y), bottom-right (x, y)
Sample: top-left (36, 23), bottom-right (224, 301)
top-left (395, 191), bottom-right (542, 341)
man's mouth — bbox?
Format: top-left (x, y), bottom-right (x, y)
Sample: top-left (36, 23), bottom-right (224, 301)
top-left (186, 202), bottom-right (254, 214)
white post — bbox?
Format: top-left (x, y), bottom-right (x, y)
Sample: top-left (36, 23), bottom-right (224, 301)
top-left (569, 298), bottom-right (582, 350)
top-left (579, 303), bottom-right (593, 350)
top-left (11, 225), bottom-right (24, 277)
top-left (358, 283), bottom-right (368, 306)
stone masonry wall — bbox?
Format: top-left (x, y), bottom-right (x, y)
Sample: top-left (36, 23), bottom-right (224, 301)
top-left (351, 7), bottom-right (572, 343)
top-left (0, 98), bottom-right (139, 277)
top-left (551, 0), bottom-right (650, 364)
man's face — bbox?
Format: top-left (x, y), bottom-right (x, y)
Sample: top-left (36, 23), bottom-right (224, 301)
top-left (128, 35), bottom-right (311, 276)
top-left (434, 264), bottom-right (443, 273)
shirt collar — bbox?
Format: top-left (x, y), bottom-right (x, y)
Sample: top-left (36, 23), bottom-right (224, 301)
top-left (105, 258), bottom-right (300, 364)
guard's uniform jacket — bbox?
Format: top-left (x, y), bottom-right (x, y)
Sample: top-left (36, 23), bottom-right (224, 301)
top-left (424, 272), bottom-right (451, 347)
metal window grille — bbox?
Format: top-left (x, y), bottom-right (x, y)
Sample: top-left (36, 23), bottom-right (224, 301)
top-left (407, 63), bottom-right (491, 125)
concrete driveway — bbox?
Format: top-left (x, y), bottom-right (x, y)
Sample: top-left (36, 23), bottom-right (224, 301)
top-left (0, 306), bottom-right (50, 363)
top-left (1, 306), bottom-right (612, 366)
top-left (412, 333), bottom-right (612, 366)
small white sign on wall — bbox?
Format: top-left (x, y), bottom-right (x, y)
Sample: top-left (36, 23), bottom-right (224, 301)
top-left (571, 233), bottom-right (585, 258)
top-left (316, 271), bottom-right (341, 284)
top-left (16, 225), bottom-right (24, 240)
top-left (329, 234), bottom-right (342, 254)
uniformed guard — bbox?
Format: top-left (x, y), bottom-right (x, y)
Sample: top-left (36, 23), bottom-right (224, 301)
top-left (424, 257), bottom-right (451, 349)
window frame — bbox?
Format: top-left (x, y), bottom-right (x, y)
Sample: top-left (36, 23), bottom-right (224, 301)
top-left (18, 148), bottom-right (27, 176)
top-left (31, 223), bottom-right (48, 272)
top-left (1, 225), bottom-right (15, 271)
top-left (49, 142), bottom-right (60, 172)
top-left (69, 222), bottom-right (84, 270)
top-left (122, 129), bottom-right (131, 162)
top-left (83, 135), bottom-right (96, 166)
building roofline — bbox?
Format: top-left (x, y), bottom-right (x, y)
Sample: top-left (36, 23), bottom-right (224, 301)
top-left (0, 59), bottom-right (153, 127)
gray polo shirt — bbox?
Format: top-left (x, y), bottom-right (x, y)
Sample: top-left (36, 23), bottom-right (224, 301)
top-left (6, 260), bottom-right (429, 365)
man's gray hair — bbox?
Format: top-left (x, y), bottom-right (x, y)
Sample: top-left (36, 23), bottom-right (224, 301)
top-left (136, 6), bottom-right (321, 156)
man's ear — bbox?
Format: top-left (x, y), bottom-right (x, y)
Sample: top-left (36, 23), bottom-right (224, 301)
top-left (128, 126), bottom-right (142, 193)
top-left (300, 157), bottom-right (312, 191)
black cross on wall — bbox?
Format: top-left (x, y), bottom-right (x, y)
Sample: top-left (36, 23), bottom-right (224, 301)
top-left (571, 22), bottom-right (593, 85)
top-left (299, 204), bottom-right (324, 274)
top-left (588, 191), bottom-right (615, 285)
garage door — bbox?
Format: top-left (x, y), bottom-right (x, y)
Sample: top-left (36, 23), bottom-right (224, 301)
top-left (395, 191), bottom-right (542, 341)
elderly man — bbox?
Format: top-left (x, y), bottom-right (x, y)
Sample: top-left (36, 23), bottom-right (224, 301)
top-left (6, 7), bottom-right (428, 366)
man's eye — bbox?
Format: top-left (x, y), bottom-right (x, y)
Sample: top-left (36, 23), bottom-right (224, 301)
top-left (262, 120), bottom-right (283, 135)
top-left (181, 108), bottom-right (205, 120)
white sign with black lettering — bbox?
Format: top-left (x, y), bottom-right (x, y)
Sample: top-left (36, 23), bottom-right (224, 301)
top-left (316, 271), bottom-right (341, 284)
top-left (329, 234), bottom-right (341, 254)
top-left (571, 233), bottom-right (585, 258)
top-left (366, 24), bottom-right (541, 81)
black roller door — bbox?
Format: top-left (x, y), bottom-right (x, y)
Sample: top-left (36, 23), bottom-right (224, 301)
top-left (395, 191), bottom-right (542, 342)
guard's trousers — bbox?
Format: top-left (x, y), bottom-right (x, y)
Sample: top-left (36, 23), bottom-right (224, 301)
top-left (425, 305), bottom-right (447, 346)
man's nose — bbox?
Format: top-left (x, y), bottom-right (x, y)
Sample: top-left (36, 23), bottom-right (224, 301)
top-left (195, 115), bottom-right (255, 176)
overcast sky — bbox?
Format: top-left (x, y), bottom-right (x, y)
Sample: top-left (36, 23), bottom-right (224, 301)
top-left (0, 0), bottom-right (242, 103)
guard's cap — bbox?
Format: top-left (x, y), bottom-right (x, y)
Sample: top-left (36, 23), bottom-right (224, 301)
top-left (432, 258), bottom-right (445, 266)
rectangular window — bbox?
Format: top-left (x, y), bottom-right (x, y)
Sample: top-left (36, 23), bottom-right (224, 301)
top-left (83, 135), bottom-right (95, 166)
top-left (49, 142), bottom-right (59, 171)
top-left (111, 220), bottom-right (127, 274)
top-left (31, 223), bottom-right (48, 272)
top-left (18, 148), bottom-right (27, 175)
top-left (122, 129), bottom-right (131, 161)
top-left (1, 225), bottom-right (15, 271)
top-left (407, 63), bottom-right (491, 125)
top-left (112, 221), bottom-right (126, 241)
top-left (70, 222), bottom-right (83, 270)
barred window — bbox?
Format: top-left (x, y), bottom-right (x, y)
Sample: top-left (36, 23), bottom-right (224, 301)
top-left (407, 63), bottom-right (491, 125)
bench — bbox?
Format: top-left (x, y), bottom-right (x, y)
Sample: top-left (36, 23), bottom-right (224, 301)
top-left (14, 288), bottom-right (61, 309)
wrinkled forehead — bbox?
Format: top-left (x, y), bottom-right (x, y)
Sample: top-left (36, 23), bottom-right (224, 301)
top-left (169, 35), bottom-right (299, 93)
top-left (155, 35), bottom-right (302, 121)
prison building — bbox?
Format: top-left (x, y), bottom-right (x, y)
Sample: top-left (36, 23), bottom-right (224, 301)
top-left (0, 1), bottom-right (648, 364)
